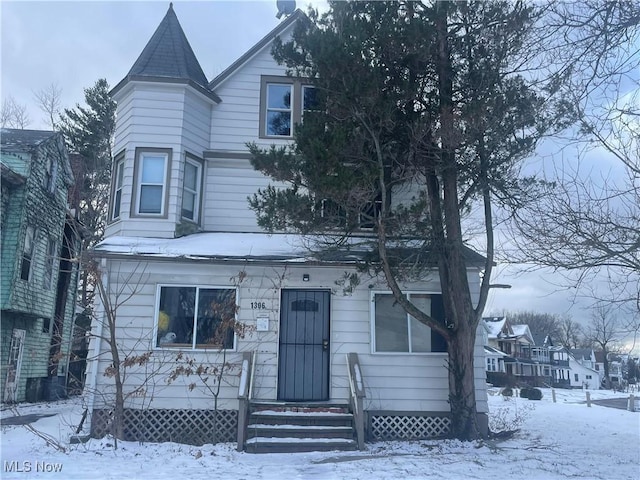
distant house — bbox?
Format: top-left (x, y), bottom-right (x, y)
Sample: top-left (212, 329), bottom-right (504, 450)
top-left (607, 355), bottom-right (624, 385)
top-left (483, 317), bottom-right (552, 387)
top-left (85, 5), bottom-right (489, 451)
top-left (568, 353), bottom-right (599, 389)
top-left (548, 345), bottom-right (571, 388)
top-left (1, 129), bottom-right (81, 402)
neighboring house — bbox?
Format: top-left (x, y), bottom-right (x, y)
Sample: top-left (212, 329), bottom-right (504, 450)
top-left (606, 354), bottom-right (624, 386)
top-left (570, 348), bottom-right (602, 386)
top-left (483, 317), bottom-right (551, 387)
top-left (1, 129), bottom-right (81, 403)
top-left (568, 352), bottom-right (599, 389)
top-left (86, 5), bottom-right (489, 451)
top-left (549, 346), bottom-right (571, 388)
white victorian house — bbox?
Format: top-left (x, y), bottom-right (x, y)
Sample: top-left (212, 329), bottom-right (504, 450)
top-left (86, 4), bottom-right (489, 452)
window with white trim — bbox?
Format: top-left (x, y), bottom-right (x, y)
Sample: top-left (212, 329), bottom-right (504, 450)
top-left (20, 226), bottom-right (37, 281)
top-left (111, 156), bottom-right (125, 220)
top-left (260, 77), bottom-right (317, 138)
top-left (372, 293), bottom-right (446, 353)
top-left (155, 286), bottom-right (237, 350)
top-left (135, 150), bottom-right (169, 215)
top-left (487, 357), bottom-right (497, 372)
top-left (181, 156), bottom-right (202, 222)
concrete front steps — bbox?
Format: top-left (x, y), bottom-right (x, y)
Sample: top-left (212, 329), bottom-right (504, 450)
top-left (244, 402), bottom-right (358, 453)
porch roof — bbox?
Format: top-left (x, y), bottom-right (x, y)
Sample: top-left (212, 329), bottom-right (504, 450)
top-left (92, 232), bottom-right (368, 264)
top-left (92, 232), bottom-right (486, 267)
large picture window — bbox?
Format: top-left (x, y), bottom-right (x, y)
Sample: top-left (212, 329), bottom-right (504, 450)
top-left (155, 286), bottom-right (237, 350)
top-left (260, 76), bottom-right (317, 138)
top-left (134, 149), bottom-right (170, 216)
top-left (372, 292), bottom-right (446, 353)
top-left (181, 155), bottom-right (203, 222)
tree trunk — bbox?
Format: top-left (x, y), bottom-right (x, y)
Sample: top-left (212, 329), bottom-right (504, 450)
top-left (447, 321), bottom-right (479, 440)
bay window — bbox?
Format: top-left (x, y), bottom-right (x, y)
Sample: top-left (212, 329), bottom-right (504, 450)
top-left (110, 155), bottom-right (124, 220)
top-left (155, 286), bottom-right (237, 350)
top-left (181, 155), bottom-right (203, 222)
top-left (134, 149), bottom-right (170, 216)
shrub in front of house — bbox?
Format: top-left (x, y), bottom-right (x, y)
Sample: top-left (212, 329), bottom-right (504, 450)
top-left (520, 387), bottom-right (532, 398)
top-left (501, 387), bottom-right (513, 397)
top-left (527, 388), bottom-right (543, 400)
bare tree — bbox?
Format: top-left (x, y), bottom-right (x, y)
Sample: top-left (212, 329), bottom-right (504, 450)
top-left (33, 83), bottom-right (63, 129)
top-left (557, 315), bottom-right (585, 349)
top-left (504, 311), bottom-right (562, 342)
top-left (587, 305), bottom-right (628, 388)
top-left (1, 96), bottom-right (31, 129)
top-left (511, 1), bottom-right (640, 318)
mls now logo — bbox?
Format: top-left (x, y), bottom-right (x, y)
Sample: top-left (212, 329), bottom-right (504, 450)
top-left (4, 460), bottom-right (63, 473)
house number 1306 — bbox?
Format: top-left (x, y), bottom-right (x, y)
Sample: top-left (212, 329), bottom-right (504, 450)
top-left (251, 302), bottom-right (267, 310)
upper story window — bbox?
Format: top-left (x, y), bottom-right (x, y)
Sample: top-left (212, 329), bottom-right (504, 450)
top-left (110, 155), bottom-right (125, 221)
top-left (155, 285), bottom-right (237, 350)
top-left (260, 76), bottom-right (317, 138)
top-left (266, 83), bottom-right (292, 136)
top-left (43, 156), bottom-right (58, 194)
top-left (181, 155), bottom-right (203, 223)
top-left (134, 149), bottom-right (170, 216)
top-left (372, 292), bottom-right (447, 354)
top-left (43, 237), bottom-right (57, 289)
top-left (20, 226), bottom-right (37, 281)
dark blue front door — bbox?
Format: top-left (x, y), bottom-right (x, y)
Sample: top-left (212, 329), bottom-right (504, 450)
top-left (278, 290), bottom-right (330, 401)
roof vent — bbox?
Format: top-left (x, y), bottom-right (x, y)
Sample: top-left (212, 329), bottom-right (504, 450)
top-left (276, 0), bottom-right (296, 19)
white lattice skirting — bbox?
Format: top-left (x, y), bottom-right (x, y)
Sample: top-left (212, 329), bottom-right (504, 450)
top-left (91, 408), bottom-right (237, 445)
top-left (369, 414), bottom-right (451, 440)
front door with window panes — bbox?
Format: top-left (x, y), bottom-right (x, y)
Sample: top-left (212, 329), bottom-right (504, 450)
top-left (4, 329), bottom-right (25, 403)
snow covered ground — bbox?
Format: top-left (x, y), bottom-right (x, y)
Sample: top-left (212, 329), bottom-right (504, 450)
top-left (1, 387), bottom-right (638, 479)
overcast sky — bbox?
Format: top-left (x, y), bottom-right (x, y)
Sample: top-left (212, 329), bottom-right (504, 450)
top-left (1, 1), bottom-right (632, 333)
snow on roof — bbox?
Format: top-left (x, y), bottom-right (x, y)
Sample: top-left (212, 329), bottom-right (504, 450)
top-left (484, 345), bottom-right (508, 357)
top-left (511, 324), bottom-right (529, 337)
top-left (483, 317), bottom-right (506, 338)
top-left (92, 232), bottom-right (365, 264)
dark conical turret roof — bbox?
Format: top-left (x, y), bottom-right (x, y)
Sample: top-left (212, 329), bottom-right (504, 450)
top-left (128, 3), bottom-right (207, 86)
top-left (111, 4), bottom-right (219, 102)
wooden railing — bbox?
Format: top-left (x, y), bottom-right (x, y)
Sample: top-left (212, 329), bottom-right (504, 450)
top-left (346, 352), bottom-right (366, 450)
top-left (236, 351), bottom-right (254, 451)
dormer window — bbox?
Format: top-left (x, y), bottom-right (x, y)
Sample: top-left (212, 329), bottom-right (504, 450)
top-left (259, 76), bottom-right (317, 138)
top-left (133, 148), bottom-right (171, 217)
